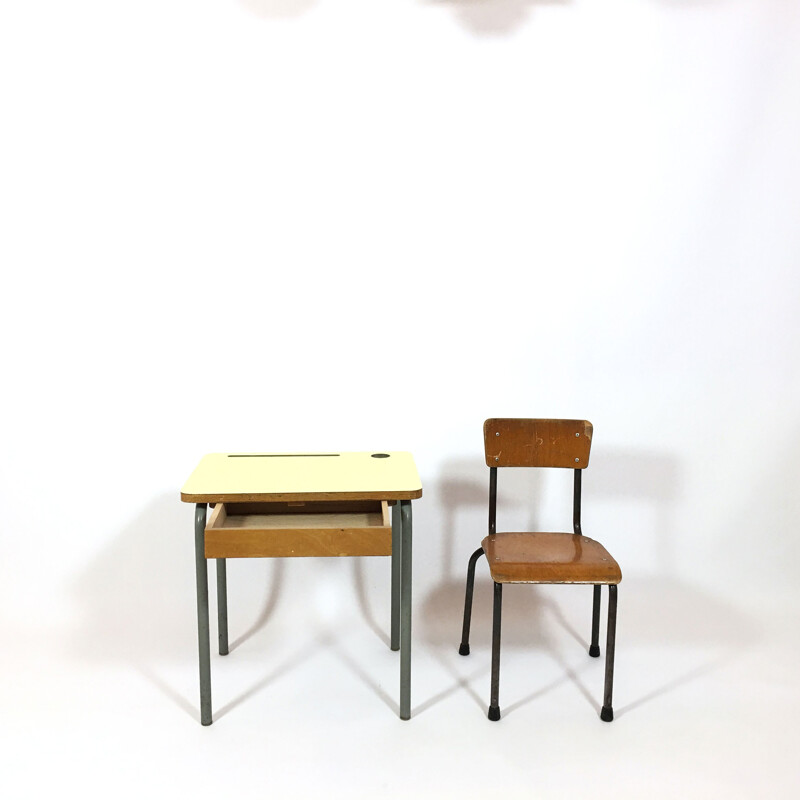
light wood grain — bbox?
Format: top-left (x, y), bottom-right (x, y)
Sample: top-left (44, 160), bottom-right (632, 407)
top-left (484, 419), bottom-right (593, 468)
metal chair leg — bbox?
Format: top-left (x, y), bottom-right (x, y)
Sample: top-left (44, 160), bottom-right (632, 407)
top-left (488, 581), bottom-right (502, 721)
top-left (589, 584), bottom-right (601, 657)
top-left (459, 547), bottom-right (485, 656)
top-left (600, 584), bottom-right (618, 722)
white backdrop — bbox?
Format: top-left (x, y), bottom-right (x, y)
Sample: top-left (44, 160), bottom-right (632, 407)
top-left (1, 1), bottom-right (799, 797)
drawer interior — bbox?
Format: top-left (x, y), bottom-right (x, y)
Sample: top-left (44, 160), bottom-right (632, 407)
top-left (217, 500), bottom-right (389, 530)
top-left (205, 500), bottom-right (392, 558)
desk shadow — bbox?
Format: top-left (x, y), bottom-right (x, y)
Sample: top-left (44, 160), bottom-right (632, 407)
top-left (213, 630), bottom-right (400, 721)
top-left (228, 559), bottom-right (286, 652)
top-left (134, 661), bottom-right (200, 723)
top-left (70, 495), bottom-right (199, 663)
top-left (69, 493), bottom-right (403, 719)
top-left (323, 632), bottom-right (400, 716)
top-left (214, 638), bottom-right (322, 721)
top-left (353, 559), bottom-right (392, 648)
top-left (69, 494), bottom-right (289, 719)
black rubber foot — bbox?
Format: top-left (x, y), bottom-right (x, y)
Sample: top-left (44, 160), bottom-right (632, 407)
top-left (600, 706), bottom-right (614, 722)
top-left (488, 705), bottom-right (501, 721)
top-left (589, 645), bottom-right (600, 658)
top-left (459, 643), bottom-right (470, 656)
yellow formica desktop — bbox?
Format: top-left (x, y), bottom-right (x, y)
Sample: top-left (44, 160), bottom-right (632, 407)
top-left (181, 451), bottom-right (422, 724)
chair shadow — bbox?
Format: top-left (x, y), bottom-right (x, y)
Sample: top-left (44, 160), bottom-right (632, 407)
top-left (438, 461), bottom-right (543, 583)
top-left (417, 648), bottom-right (489, 715)
top-left (416, 572), bottom-right (760, 719)
top-left (419, 446), bottom-right (735, 718)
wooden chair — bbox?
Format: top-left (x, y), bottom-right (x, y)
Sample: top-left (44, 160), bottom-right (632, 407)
top-left (459, 419), bottom-right (621, 722)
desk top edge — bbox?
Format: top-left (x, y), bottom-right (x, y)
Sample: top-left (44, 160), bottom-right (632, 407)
top-left (180, 488), bottom-right (423, 503)
top-left (180, 451), bottom-right (422, 503)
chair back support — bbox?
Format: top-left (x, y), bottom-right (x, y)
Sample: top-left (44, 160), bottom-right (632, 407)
top-left (484, 419), bottom-right (593, 469)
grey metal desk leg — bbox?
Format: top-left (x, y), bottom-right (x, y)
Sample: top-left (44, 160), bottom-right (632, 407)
top-left (391, 502), bottom-right (401, 652)
top-left (400, 499), bottom-right (412, 720)
top-left (194, 504), bottom-right (212, 725)
top-left (217, 559), bottom-right (229, 656)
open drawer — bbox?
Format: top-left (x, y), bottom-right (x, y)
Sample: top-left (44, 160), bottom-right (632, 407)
top-left (205, 500), bottom-right (392, 558)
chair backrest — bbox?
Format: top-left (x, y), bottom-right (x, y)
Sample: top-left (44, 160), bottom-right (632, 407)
top-left (483, 419), bottom-right (593, 469)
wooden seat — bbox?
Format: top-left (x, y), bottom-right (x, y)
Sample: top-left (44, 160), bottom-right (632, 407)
top-left (482, 532), bottom-right (622, 584)
top-left (459, 419), bottom-right (621, 723)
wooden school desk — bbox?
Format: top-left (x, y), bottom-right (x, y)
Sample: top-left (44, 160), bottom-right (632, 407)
top-left (181, 451), bottom-right (422, 724)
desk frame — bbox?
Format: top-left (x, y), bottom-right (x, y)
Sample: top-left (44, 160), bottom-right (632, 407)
top-left (187, 455), bottom-right (417, 725)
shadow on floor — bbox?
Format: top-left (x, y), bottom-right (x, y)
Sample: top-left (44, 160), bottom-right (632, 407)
top-left (415, 573), bottom-right (761, 719)
top-left (425, 0), bottom-right (570, 37)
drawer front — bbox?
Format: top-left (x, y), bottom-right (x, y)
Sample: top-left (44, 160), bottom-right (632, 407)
top-left (204, 500), bottom-right (392, 558)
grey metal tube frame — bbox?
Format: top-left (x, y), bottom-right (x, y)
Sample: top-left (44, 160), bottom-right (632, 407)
top-left (194, 498), bottom-right (413, 724)
top-left (391, 502), bottom-right (401, 651)
top-left (194, 503), bottom-right (212, 725)
top-left (217, 558), bottom-right (229, 656)
top-left (399, 499), bottom-right (413, 720)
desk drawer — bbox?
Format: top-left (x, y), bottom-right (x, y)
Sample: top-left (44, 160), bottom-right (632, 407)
top-left (205, 500), bottom-right (392, 558)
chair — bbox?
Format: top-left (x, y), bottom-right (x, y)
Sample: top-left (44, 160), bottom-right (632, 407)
top-left (458, 419), bottom-right (621, 722)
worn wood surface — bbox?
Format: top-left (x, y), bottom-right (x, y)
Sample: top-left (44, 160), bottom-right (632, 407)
top-left (204, 500), bottom-right (392, 558)
top-left (481, 532), bottom-right (621, 584)
top-left (483, 419), bottom-right (593, 468)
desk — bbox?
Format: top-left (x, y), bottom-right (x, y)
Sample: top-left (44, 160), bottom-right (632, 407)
top-left (181, 451), bottom-right (422, 724)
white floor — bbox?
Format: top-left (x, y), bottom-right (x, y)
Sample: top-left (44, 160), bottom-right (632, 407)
top-left (3, 558), bottom-right (799, 799)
